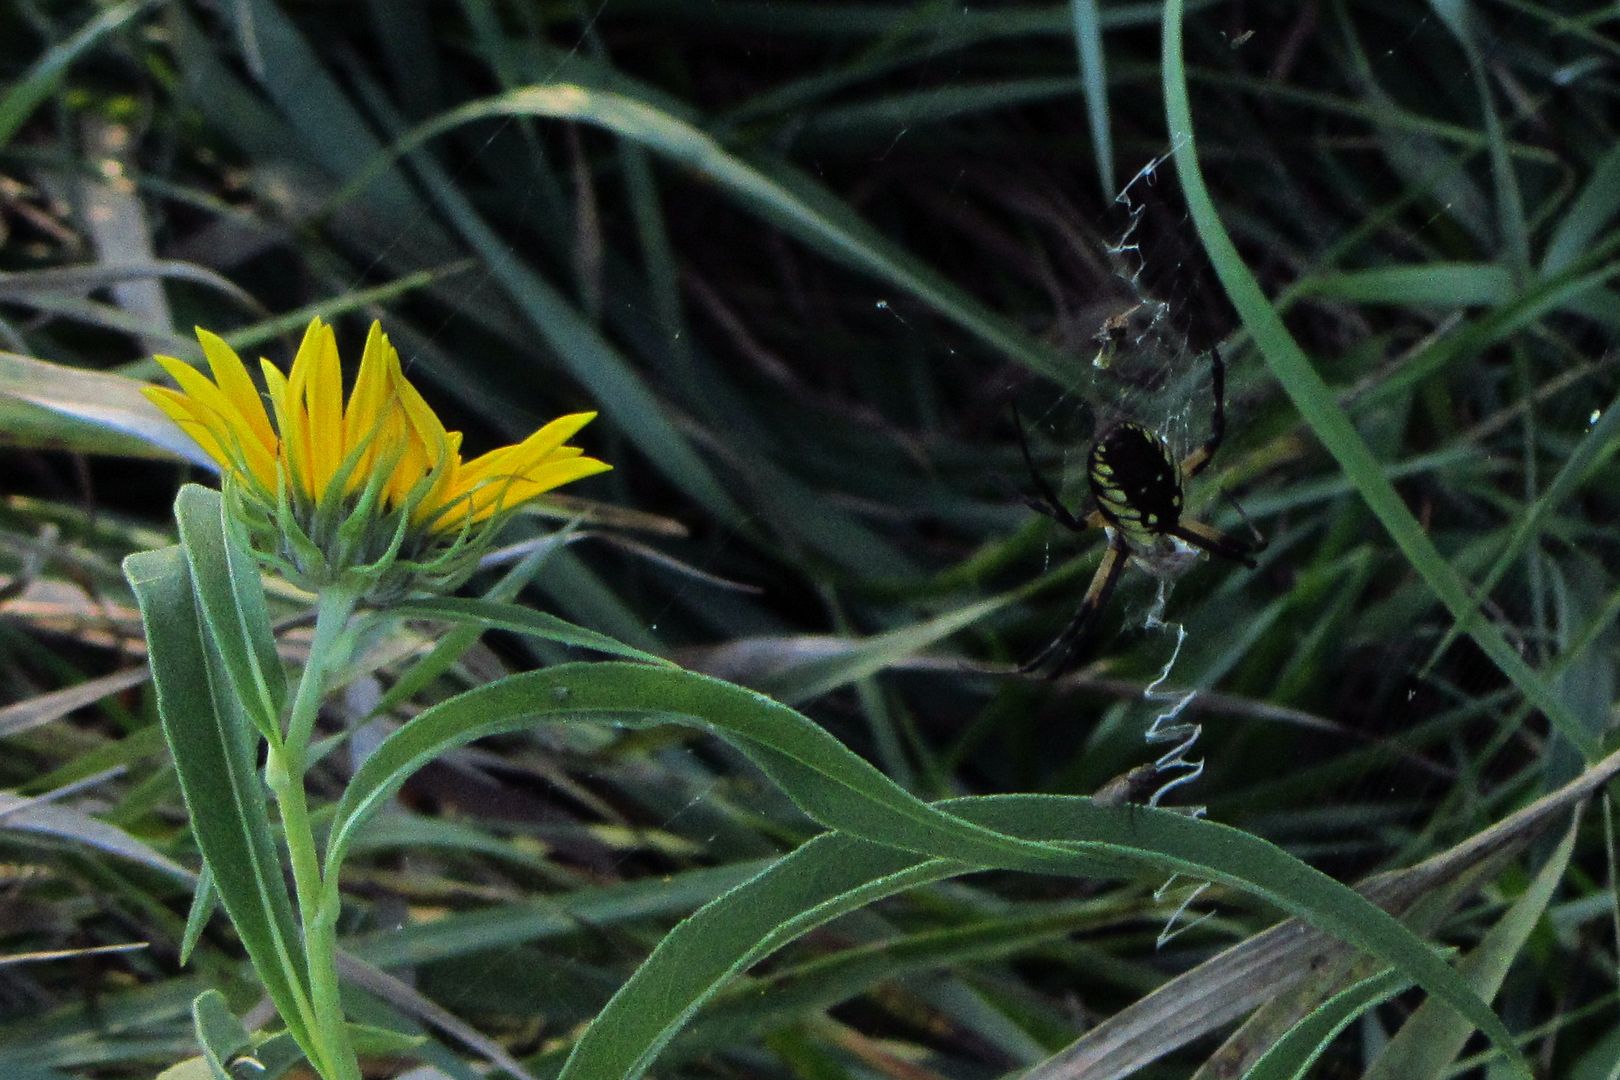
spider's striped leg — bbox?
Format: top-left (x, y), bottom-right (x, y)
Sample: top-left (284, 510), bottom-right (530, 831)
top-left (1010, 405), bottom-right (1090, 532)
top-left (1180, 345), bottom-right (1226, 480)
top-left (1019, 539), bottom-right (1127, 677)
top-left (1170, 518), bottom-right (1259, 569)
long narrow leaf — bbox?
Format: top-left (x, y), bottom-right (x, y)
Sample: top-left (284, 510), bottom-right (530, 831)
top-left (384, 595), bottom-right (671, 668)
top-left (175, 485), bottom-right (287, 741)
top-left (324, 662), bottom-right (1517, 1076)
top-left (122, 547), bottom-right (318, 1059)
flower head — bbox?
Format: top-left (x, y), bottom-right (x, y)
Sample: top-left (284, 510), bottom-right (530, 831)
top-left (144, 317), bottom-right (610, 598)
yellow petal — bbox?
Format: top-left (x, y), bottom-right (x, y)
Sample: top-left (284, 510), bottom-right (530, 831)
top-left (261, 358), bottom-right (314, 499)
top-left (467, 456), bottom-right (612, 523)
top-left (410, 433), bottom-right (468, 527)
top-left (392, 363), bottom-right (449, 451)
top-left (297, 320), bottom-right (344, 496)
top-left (383, 355), bottom-right (457, 508)
top-left (457, 411), bottom-right (597, 488)
top-left (343, 322), bottom-right (395, 482)
top-left (143, 386), bottom-right (232, 474)
top-left (196, 330), bottom-right (275, 452)
top-left (152, 355), bottom-right (277, 492)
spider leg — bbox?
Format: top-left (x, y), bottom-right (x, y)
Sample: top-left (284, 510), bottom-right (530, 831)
top-left (1218, 485), bottom-right (1268, 553)
top-left (1169, 517), bottom-right (1259, 569)
top-left (1010, 405), bottom-right (1090, 532)
top-left (1019, 539), bottom-right (1127, 677)
top-left (1179, 345), bottom-right (1226, 480)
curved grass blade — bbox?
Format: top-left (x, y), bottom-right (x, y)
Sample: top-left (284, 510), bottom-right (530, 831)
top-left (122, 547), bottom-right (320, 1065)
top-left (1162, 3), bottom-right (1533, 1069)
top-left (1070, 0), bottom-right (1114, 196)
top-left (1242, 968), bottom-right (1410, 1080)
top-left (1161, 0), bottom-right (1591, 766)
top-left (383, 595), bottom-right (671, 668)
top-left (324, 662), bottom-right (1518, 1077)
top-left (0, 0), bottom-right (157, 148)
top-left (331, 84), bottom-right (1074, 387)
top-left (1363, 818), bottom-right (1578, 1079)
top-left (0, 351), bottom-right (212, 465)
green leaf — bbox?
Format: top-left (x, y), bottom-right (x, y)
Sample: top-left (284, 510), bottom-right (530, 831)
top-left (191, 990), bottom-right (252, 1080)
top-left (1543, 140), bottom-right (1620, 275)
top-left (553, 788), bottom-right (1500, 1080)
top-left (326, 663), bottom-right (1103, 882)
top-left (175, 486), bottom-right (288, 742)
top-left (558, 828), bottom-right (944, 1080)
top-left (1069, 0), bottom-right (1114, 196)
top-left (1299, 263), bottom-right (1515, 307)
top-left (384, 595), bottom-right (671, 668)
top-left (178, 863), bottom-right (218, 967)
top-left (324, 662), bottom-right (1519, 1080)
top-left (1241, 969), bottom-right (1411, 1080)
top-left (122, 547), bottom-right (318, 1061)
top-left (367, 532), bottom-right (574, 718)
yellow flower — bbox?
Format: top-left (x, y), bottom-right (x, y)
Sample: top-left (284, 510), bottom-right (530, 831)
top-left (144, 317), bottom-right (611, 596)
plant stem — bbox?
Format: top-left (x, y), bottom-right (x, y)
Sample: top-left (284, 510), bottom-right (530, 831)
top-left (270, 584), bottom-right (362, 1080)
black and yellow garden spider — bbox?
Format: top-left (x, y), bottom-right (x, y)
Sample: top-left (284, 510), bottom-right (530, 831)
top-left (1014, 347), bottom-right (1263, 676)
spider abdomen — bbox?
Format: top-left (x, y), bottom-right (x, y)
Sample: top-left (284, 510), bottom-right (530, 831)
top-left (1088, 422), bottom-right (1183, 544)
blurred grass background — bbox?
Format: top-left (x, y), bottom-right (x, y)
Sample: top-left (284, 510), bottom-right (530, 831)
top-left (3, 1), bottom-right (1620, 1076)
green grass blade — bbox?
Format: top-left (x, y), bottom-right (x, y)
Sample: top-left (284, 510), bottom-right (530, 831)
top-left (1069, 0), bottom-right (1114, 196)
top-left (1299, 263), bottom-right (1516, 307)
top-left (332, 83), bottom-right (1074, 386)
top-left (383, 595), bottom-right (672, 668)
top-left (0, 350), bottom-right (211, 464)
top-left (0, 0), bottom-right (156, 148)
top-left (759, 593), bottom-right (1015, 705)
top-left (1426, 386), bottom-right (1620, 669)
top-left (1241, 969), bottom-right (1410, 1080)
top-left (1364, 818), bottom-right (1577, 1079)
top-left (1162, 0), bottom-right (1593, 768)
top-left (1543, 140), bottom-right (1620, 275)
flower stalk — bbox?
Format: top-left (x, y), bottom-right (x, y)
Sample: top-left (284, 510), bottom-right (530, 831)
top-left (268, 583), bottom-right (362, 1080)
